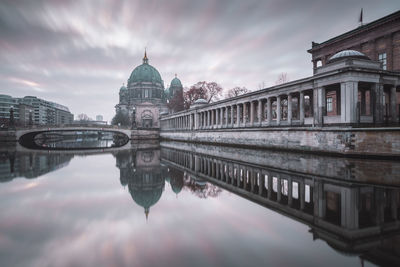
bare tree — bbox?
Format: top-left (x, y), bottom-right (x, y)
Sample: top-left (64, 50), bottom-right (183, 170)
top-left (167, 89), bottom-right (185, 113)
top-left (184, 81), bottom-right (223, 108)
top-left (205, 81), bottom-right (223, 103)
top-left (258, 81), bottom-right (266, 90)
top-left (77, 113), bottom-right (91, 121)
top-left (275, 73), bottom-right (289, 85)
top-left (225, 86), bottom-right (250, 98)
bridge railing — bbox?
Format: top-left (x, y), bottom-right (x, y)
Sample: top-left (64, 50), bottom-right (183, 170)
top-left (13, 124), bottom-right (131, 130)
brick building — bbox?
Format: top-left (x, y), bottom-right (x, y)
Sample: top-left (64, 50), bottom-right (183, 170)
top-left (308, 10), bottom-right (400, 120)
top-left (308, 10), bottom-right (400, 73)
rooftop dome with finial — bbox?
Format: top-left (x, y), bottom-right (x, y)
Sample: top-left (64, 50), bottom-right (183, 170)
top-left (328, 50), bottom-right (370, 63)
top-left (128, 50), bottom-right (163, 85)
top-left (120, 83), bottom-right (127, 91)
top-left (170, 74), bottom-right (182, 87)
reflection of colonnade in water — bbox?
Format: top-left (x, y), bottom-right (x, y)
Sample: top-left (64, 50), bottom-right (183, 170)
top-left (160, 145), bottom-right (400, 263)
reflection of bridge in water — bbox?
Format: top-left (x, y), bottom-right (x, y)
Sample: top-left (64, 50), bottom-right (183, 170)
top-left (160, 142), bottom-right (400, 265)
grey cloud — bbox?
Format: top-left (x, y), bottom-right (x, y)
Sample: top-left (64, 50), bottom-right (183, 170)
top-left (0, 0), bottom-right (399, 121)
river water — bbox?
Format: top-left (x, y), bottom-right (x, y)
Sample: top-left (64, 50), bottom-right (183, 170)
top-left (0, 140), bottom-right (399, 267)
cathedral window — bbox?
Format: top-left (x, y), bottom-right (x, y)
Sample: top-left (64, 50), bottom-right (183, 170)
top-left (144, 89), bottom-right (149, 98)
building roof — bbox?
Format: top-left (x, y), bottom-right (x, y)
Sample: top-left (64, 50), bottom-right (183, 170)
top-left (308, 10), bottom-right (400, 53)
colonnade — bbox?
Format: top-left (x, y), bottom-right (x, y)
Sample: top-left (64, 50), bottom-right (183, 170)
top-left (161, 61), bottom-right (400, 130)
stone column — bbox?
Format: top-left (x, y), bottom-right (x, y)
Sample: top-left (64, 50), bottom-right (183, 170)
top-left (372, 83), bottom-right (384, 124)
top-left (300, 182), bottom-right (305, 210)
top-left (208, 110), bottom-right (211, 128)
top-left (390, 85), bottom-right (398, 123)
top-left (267, 97), bottom-right (272, 124)
top-left (313, 87), bottom-right (318, 125)
top-left (276, 96), bottom-right (281, 125)
top-left (288, 94), bottom-right (292, 124)
top-left (250, 101), bottom-right (255, 125)
top-left (230, 105), bottom-right (234, 127)
top-left (257, 99), bottom-right (262, 125)
top-left (317, 86), bottom-right (326, 126)
top-left (243, 102), bottom-right (247, 125)
top-left (211, 109), bottom-right (215, 128)
top-left (267, 173), bottom-right (272, 199)
top-left (288, 178), bottom-right (293, 206)
top-left (300, 91), bottom-right (305, 124)
top-left (225, 106), bottom-right (229, 127)
top-left (220, 108), bottom-right (224, 127)
top-left (340, 82), bottom-right (359, 124)
top-left (236, 104), bottom-right (241, 127)
top-left (277, 177), bottom-right (282, 202)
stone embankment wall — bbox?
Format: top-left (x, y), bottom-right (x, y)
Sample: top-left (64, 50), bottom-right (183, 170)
top-left (131, 128), bottom-right (160, 140)
top-left (0, 131), bottom-right (16, 142)
top-left (160, 127), bottom-right (400, 158)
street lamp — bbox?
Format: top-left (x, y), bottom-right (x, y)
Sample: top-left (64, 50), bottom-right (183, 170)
top-left (28, 109), bottom-right (33, 127)
top-left (9, 105), bottom-right (15, 127)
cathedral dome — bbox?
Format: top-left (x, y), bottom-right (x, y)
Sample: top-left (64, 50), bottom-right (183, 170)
top-left (170, 76), bottom-right (182, 87)
top-left (120, 84), bottom-right (127, 91)
top-left (128, 52), bottom-right (163, 85)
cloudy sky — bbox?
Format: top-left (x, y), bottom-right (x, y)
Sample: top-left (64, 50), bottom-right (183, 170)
top-left (0, 0), bottom-right (399, 121)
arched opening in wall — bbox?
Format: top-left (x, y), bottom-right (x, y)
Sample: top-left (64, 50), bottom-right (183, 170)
top-left (358, 82), bottom-right (373, 122)
top-left (358, 191), bottom-right (376, 229)
top-left (271, 97), bottom-right (277, 121)
top-left (141, 110), bottom-right (154, 128)
top-left (383, 84), bottom-right (400, 123)
top-left (291, 93), bottom-right (300, 120)
top-left (397, 86), bottom-right (400, 123)
top-left (280, 96), bottom-right (288, 121)
top-left (303, 90), bottom-right (314, 118)
top-left (325, 84), bottom-right (341, 117)
top-left (325, 190), bottom-right (341, 226)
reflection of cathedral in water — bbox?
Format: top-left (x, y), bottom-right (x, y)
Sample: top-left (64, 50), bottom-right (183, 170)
top-left (114, 148), bottom-right (184, 219)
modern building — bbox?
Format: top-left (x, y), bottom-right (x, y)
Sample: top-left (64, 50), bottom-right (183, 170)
top-left (0, 94), bottom-right (73, 126)
top-left (308, 10), bottom-right (400, 73)
top-left (115, 51), bottom-right (184, 128)
top-left (96, 115), bottom-right (103, 121)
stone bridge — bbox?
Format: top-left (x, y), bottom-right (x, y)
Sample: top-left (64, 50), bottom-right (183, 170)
top-left (16, 125), bottom-right (132, 141)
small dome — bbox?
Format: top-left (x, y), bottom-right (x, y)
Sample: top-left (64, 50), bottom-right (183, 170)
top-left (170, 76), bottom-right (182, 88)
top-left (120, 84), bottom-right (127, 91)
top-left (194, 98), bottom-right (208, 104)
top-left (328, 50), bottom-right (370, 63)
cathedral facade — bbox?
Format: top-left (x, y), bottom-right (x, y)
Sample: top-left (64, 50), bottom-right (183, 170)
top-left (115, 52), bottom-right (183, 128)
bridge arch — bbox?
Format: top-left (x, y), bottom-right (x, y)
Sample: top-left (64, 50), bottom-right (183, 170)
top-left (17, 127), bottom-right (131, 150)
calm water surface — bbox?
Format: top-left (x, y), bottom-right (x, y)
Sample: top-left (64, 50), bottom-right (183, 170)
top-left (0, 141), bottom-right (399, 267)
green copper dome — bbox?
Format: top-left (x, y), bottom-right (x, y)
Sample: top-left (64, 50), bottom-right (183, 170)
top-left (120, 84), bottom-right (127, 91)
top-left (129, 52), bottom-right (163, 85)
top-left (170, 76), bottom-right (182, 87)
